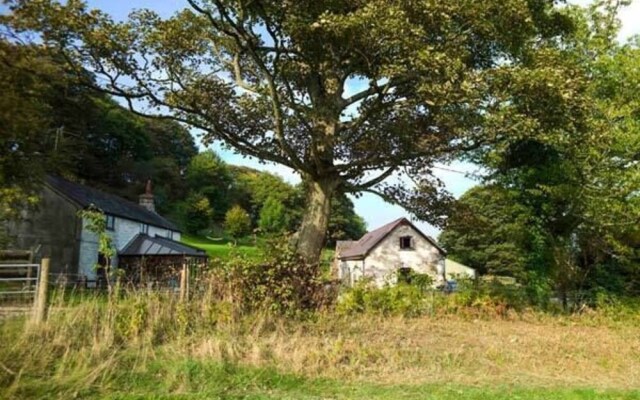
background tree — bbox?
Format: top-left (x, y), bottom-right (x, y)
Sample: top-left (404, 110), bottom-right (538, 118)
top-left (259, 196), bottom-right (287, 235)
top-left (326, 193), bottom-right (367, 247)
top-left (225, 205), bottom-right (251, 241)
top-left (228, 166), bottom-right (296, 225)
top-left (3, 0), bottom-right (579, 263)
top-left (439, 185), bottom-right (540, 280)
top-left (180, 193), bottom-right (214, 234)
top-left (443, 2), bottom-right (640, 303)
top-left (185, 150), bottom-right (232, 222)
top-left (0, 41), bottom-right (70, 215)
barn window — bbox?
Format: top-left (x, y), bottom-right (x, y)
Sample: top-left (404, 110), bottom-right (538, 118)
top-left (399, 236), bottom-right (414, 250)
top-left (105, 215), bottom-right (115, 231)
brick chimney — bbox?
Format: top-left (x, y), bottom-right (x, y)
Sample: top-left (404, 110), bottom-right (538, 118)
top-left (138, 180), bottom-right (155, 213)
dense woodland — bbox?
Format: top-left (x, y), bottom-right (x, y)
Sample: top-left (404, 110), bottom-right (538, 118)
top-left (0, 41), bottom-right (366, 246)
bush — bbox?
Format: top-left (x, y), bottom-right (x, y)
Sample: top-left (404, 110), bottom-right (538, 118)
top-left (337, 280), bottom-right (430, 317)
top-left (210, 237), bottom-right (330, 316)
top-left (336, 276), bottom-right (540, 318)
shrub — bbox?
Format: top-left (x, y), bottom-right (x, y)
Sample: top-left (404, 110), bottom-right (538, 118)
top-left (336, 280), bottom-right (429, 317)
top-left (210, 237), bottom-right (329, 316)
top-left (337, 275), bottom-right (540, 318)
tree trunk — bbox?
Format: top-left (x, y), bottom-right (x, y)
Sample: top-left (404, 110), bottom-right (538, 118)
top-left (296, 180), bottom-right (335, 264)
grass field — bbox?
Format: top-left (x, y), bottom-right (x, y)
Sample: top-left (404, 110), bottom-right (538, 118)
top-left (181, 235), bottom-right (335, 266)
top-left (181, 234), bottom-right (263, 259)
top-left (9, 360), bottom-right (637, 399)
top-left (2, 290), bottom-right (640, 399)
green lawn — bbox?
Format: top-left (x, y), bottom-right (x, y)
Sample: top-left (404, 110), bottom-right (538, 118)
top-left (15, 359), bottom-right (638, 400)
top-left (181, 234), bottom-right (263, 259)
top-left (181, 234), bottom-right (336, 266)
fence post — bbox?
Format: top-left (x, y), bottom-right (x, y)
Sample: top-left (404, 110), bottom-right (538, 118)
top-left (26, 249), bottom-right (34, 291)
top-left (179, 263), bottom-right (188, 302)
top-left (33, 257), bottom-right (50, 324)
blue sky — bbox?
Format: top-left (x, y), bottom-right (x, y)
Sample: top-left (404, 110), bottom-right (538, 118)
top-left (55, 0), bottom-right (640, 236)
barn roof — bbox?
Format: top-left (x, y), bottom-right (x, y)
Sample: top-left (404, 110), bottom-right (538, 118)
top-left (338, 217), bottom-right (446, 260)
top-left (46, 175), bottom-right (179, 231)
top-left (119, 234), bottom-right (207, 257)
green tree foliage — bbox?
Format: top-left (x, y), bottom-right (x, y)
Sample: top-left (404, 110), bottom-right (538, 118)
top-left (225, 205), bottom-right (252, 240)
top-left (0, 38), bottom-right (199, 213)
top-left (439, 186), bottom-right (539, 280)
top-left (180, 193), bottom-right (214, 234)
top-left (0, 41), bottom-right (74, 214)
top-left (259, 196), bottom-right (287, 234)
top-left (443, 2), bottom-right (640, 300)
top-left (2, 0), bottom-right (580, 263)
top-left (185, 151), bottom-right (233, 222)
top-left (228, 166), bottom-right (296, 224)
top-left (327, 193), bottom-right (367, 247)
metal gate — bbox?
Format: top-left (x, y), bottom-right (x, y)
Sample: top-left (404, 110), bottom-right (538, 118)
top-left (0, 263), bottom-right (40, 298)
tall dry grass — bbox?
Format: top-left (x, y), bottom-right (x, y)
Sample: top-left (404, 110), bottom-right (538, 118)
top-left (1, 285), bottom-right (639, 399)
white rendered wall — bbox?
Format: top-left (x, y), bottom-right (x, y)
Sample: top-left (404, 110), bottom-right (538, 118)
top-left (78, 216), bottom-right (178, 280)
top-left (363, 225), bottom-right (445, 287)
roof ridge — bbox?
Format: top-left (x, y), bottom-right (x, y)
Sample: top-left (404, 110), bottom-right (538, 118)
top-left (45, 175), bottom-right (179, 231)
top-left (338, 217), bottom-right (445, 259)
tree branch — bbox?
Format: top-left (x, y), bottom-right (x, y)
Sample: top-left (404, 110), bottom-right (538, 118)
top-left (352, 165), bottom-right (398, 190)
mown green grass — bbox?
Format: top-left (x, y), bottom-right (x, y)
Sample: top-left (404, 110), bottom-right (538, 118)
top-left (181, 234), bottom-right (263, 259)
top-left (12, 359), bottom-right (638, 400)
top-left (181, 234), bottom-right (336, 266)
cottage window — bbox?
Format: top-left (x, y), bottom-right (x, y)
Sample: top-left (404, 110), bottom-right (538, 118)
top-left (399, 236), bottom-right (414, 250)
top-left (105, 215), bottom-right (115, 231)
top-left (141, 223), bottom-right (149, 234)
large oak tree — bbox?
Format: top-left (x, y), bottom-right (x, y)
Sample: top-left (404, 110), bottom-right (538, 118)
top-left (2, 0), bottom-right (579, 262)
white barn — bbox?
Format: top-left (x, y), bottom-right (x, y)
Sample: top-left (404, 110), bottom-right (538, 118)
top-left (335, 218), bottom-right (448, 287)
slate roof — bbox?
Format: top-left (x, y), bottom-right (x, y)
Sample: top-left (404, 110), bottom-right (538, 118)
top-left (119, 234), bottom-right (207, 257)
top-left (338, 217), bottom-right (446, 259)
top-left (46, 175), bottom-right (179, 231)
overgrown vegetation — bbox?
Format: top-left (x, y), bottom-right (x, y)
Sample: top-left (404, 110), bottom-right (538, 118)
top-left (3, 235), bottom-right (640, 397)
top-left (1, 282), bottom-right (639, 399)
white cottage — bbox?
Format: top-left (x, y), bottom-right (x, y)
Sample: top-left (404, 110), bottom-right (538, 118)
top-left (335, 218), bottom-right (447, 287)
top-left (7, 176), bottom-right (206, 284)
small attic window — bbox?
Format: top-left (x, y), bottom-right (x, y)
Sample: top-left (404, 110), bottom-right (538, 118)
top-left (399, 236), bottom-right (414, 250)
